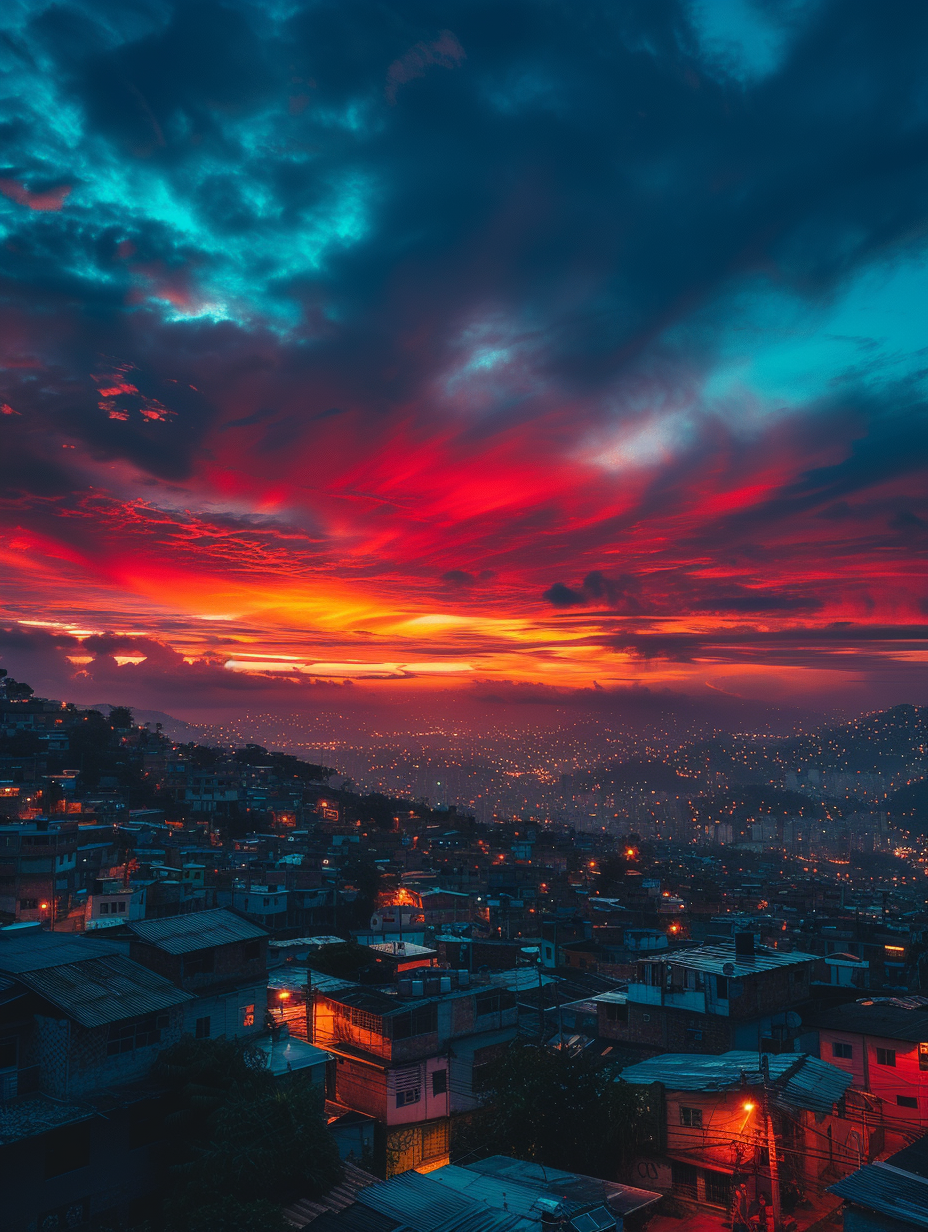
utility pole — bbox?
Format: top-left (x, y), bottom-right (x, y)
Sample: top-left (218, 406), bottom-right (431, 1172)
top-left (761, 1054), bottom-right (782, 1232)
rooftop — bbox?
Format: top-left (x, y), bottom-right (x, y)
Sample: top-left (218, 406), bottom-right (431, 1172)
top-left (619, 1051), bottom-right (852, 1114)
top-left (0, 928), bottom-right (119, 973)
top-left (651, 941), bottom-right (817, 977)
top-left (810, 998), bottom-right (928, 1043)
top-left (4, 953), bottom-right (192, 1027)
top-left (830, 1161), bottom-right (928, 1229)
top-left (128, 907), bottom-right (267, 954)
top-left (254, 1034), bottom-right (331, 1077)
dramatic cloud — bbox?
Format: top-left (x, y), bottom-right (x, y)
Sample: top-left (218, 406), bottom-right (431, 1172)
top-left (0, 0), bottom-right (925, 714)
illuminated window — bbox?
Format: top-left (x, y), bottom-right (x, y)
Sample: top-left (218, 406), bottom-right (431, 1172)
top-left (240, 1004), bottom-right (255, 1028)
top-left (920, 1043), bottom-right (928, 1072)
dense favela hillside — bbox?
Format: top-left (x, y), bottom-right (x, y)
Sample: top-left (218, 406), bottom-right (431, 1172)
top-left (4, 670), bottom-right (928, 1232)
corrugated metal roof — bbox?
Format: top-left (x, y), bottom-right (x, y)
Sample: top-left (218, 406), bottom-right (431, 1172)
top-left (830, 1162), bottom-right (928, 1228)
top-left (810, 999), bottom-right (928, 1043)
top-left (318, 986), bottom-right (433, 1017)
top-left (0, 930), bottom-right (120, 974)
top-left (355, 1170), bottom-right (535, 1232)
top-left (658, 942), bottom-right (817, 976)
top-left (14, 953), bottom-right (193, 1027)
top-left (283, 1162), bottom-right (382, 1228)
top-left (129, 908), bottom-right (267, 953)
top-left (775, 1054), bottom-right (852, 1116)
top-left (466, 1157), bottom-right (662, 1217)
top-left (619, 1051), bottom-right (851, 1113)
top-left (426, 1165), bottom-right (564, 1220)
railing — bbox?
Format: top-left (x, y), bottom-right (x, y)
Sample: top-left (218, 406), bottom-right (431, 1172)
top-left (0, 1065), bottom-right (41, 1102)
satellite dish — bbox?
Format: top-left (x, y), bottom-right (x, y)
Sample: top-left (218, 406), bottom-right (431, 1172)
top-left (723, 963), bottom-right (735, 977)
top-left (786, 1011), bottom-right (802, 1029)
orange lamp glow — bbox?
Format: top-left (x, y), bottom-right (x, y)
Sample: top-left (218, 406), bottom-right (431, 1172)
top-left (278, 990), bottom-right (291, 1000)
top-left (743, 1101), bottom-right (755, 1112)
top-left (39, 901), bottom-right (49, 910)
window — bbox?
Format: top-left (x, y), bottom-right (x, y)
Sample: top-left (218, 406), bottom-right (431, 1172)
top-left (396, 1087), bottom-right (419, 1107)
top-left (44, 1124), bottom-right (90, 1177)
top-left (897, 1095), bottom-right (918, 1109)
top-left (394, 1067), bottom-right (422, 1107)
top-left (183, 950), bottom-right (215, 977)
top-left (475, 989), bottom-right (516, 1017)
top-left (715, 974), bottom-right (729, 999)
top-left (832, 1042), bottom-right (853, 1059)
top-left (195, 1017), bottom-right (211, 1040)
top-left (19, 899), bottom-right (37, 910)
top-left (244, 940), bottom-right (260, 961)
top-left (671, 1160), bottom-right (697, 1199)
top-left (432, 1069), bottom-right (447, 1096)
top-left (704, 1169), bottom-right (731, 1208)
top-left (100, 902), bottom-right (110, 915)
top-left (876, 1048), bottom-right (896, 1067)
top-left (0, 1036), bottom-right (17, 1069)
top-left (680, 1106), bottom-right (703, 1128)
top-left (603, 1003), bottom-right (628, 1023)
top-left (686, 1026), bottom-right (703, 1042)
top-left (240, 1004), bottom-right (255, 1028)
top-left (107, 1014), bottom-right (168, 1056)
top-left (391, 1006), bottom-right (438, 1039)
top-left (117, 901), bottom-right (126, 912)
top-left (919, 1043), bottom-right (928, 1072)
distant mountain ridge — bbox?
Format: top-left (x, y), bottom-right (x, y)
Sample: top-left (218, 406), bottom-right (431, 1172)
top-left (88, 703), bottom-right (191, 737)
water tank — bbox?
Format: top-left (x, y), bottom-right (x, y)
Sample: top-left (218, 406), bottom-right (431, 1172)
top-left (411, 979), bottom-right (424, 997)
top-left (458, 969), bottom-right (470, 986)
top-left (440, 976), bottom-right (452, 993)
top-left (734, 931), bottom-right (755, 957)
top-left (398, 978), bottom-right (413, 997)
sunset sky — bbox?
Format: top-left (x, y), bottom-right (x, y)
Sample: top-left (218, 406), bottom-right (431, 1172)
top-left (1, 0), bottom-right (926, 718)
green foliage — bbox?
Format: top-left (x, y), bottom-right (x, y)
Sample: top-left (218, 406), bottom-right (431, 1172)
top-left (175, 1197), bottom-right (289, 1232)
top-left (457, 1041), bottom-right (647, 1180)
top-left (307, 941), bottom-right (375, 979)
top-left (155, 1037), bottom-right (342, 1231)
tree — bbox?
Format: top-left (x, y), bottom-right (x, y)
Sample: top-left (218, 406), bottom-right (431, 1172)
top-left (456, 1041), bottom-right (647, 1180)
top-left (155, 1037), bottom-right (342, 1231)
top-left (109, 705), bottom-right (134, 729)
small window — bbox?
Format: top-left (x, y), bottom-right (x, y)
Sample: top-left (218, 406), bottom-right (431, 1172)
top-left (919, 1043), bottom-right (928, 1072)
top-left (117, 901), bottom-right (126, 912)
top-left (184, 950), bottom-right (215, 977)
top-left (432, 1069), bottom-right (447, 1096)
top-left (832, 1042), bottom-right (853, 1059)
top-left (680, 1106), bottom-right (703, 1128)
top-left (897, 1095), bottom-right (918, 1109)
top-left (396, 1087), bottom-right (420, 1107)
top-left (19, 899), bottom-right (38, 910)
top-left (604, 1003), bottom-right (628, 1023)
top-left (240, 1004), bottom-right (255, 1028)
top-left (244, 940), bottom-right (260, 961)
top-left (195, 1016), bottom-right (211, 1040)
top-left (715, 974), bottom-right (729, 999)
top-left (99, 902), bottom-right (110, 915)
top-left (0, 1036), bottom-right (18, 1069)
top-left (877, 1048), bottom-right (896, 1067)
